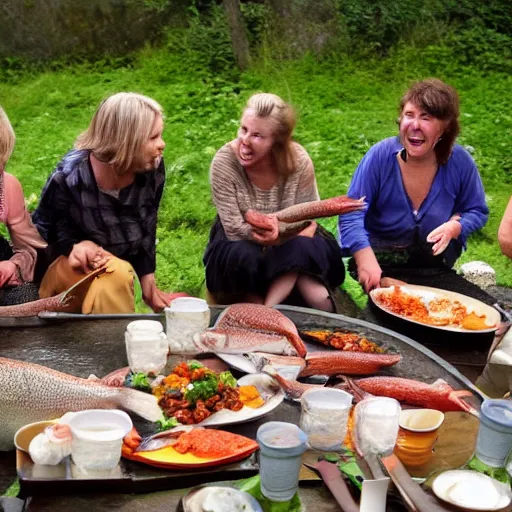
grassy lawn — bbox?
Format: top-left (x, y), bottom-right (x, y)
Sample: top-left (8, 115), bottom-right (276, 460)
top-left (0, 47), bottom-right (510, 310)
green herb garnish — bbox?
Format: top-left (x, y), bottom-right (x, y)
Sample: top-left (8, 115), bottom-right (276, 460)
top-left (124, 372), bottom-right (151, 392)
top-left (187, 360), bottom-right (204, 370)
top-left (184, 372), bottom-right (219, 404)
top-left (156, 416), bottom-right (179, 431)
top-left (219, 370), bottom-right (237, 388)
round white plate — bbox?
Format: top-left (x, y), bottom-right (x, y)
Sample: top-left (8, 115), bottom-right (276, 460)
top-left (370, 284), bottom-right (500, 333)
top-left (432, 470), bottom-right (512, 511)
top-left (196, 373), bottom-right (284, 428)
top-left (182, 485), bottom-right (263, 512)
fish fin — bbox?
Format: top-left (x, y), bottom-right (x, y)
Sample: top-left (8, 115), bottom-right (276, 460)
top-left (452, 389), bottom-right (474, 398)
top-left (118, 387), bottom-right (163, 422)
top-left (58, 267), bottom-right (107, 307)
top-left (449, 391), bottom-right (479, 416)
top-left (337, 376), bottom-right (367, 402)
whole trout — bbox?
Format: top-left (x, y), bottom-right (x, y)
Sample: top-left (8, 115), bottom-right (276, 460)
top-left (0, 358), bottom-right (162, 450)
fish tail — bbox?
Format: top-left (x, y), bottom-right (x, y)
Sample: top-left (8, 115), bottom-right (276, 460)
top-left (117, 388), bottom-right (163, 422)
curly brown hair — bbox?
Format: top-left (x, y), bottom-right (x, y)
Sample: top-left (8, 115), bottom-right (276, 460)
top-left (398, 78), bottom-right (460, 165)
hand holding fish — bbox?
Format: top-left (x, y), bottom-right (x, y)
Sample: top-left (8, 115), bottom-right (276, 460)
top-left (68, 240), bottom-right (111, 273)
top-left (249, 214), bottom-right (279, 245)
top-left (427, 215), bottom-right (462, 256)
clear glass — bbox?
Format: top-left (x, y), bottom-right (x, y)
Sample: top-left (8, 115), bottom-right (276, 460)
top-left (165, 298), bottom-right (210, 354)
top-left (300, 388), bottom-right (353, 451)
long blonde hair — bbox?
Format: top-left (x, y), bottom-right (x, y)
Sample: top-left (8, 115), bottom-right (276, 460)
top-left (75, 92), bottom-right (163, 174)
top-left (245, 93), bottom-right (297, 176)
top-left (0, 107), bottom-right (15, 170)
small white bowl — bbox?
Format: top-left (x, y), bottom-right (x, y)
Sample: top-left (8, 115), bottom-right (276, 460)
top-left (432, 470), bottom-right (512, 511)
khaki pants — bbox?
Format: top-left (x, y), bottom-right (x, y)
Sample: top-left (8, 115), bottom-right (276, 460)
top-left (39, 255), bottom-right (136, 314)
top-left (476, 325), bottom-right (512, 398)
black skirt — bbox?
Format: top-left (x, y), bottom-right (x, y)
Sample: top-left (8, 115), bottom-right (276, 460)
top-left (203, 217), bottom-right (345, 300)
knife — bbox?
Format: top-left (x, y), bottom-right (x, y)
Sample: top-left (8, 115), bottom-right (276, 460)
top-left (380, 454), bottom-right (452, 512)
top-left (302, 459), bottom-right (360, 512)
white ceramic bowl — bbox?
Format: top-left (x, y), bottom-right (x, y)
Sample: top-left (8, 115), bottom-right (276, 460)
top-left (432, 470), bottom-right (512, 511)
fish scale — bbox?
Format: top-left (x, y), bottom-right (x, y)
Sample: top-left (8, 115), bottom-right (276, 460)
top-left (244, 195), bottom-right (366, 229)
top-left (0, 357), bottom-right (162, 451)
top-left (348, 376), bottom-right (477, 414)
top-left (215, 304), bottom-right (307, 357)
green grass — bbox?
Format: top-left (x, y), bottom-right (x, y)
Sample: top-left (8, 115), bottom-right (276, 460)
top-left (0, 45), bottom-right (510, 311)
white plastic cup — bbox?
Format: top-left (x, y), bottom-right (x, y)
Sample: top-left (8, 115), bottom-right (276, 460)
top-left (165, 297), bottom-right (210, 354)
top-left (125, 320), bottom-right (168, 374)
top-left (257, 421), bottom-right (308, 502)
top-left (64, 410), bottom-right (132, 472)
top-left (476, 399), bottom-right (512, 467)
top-left (300, 388), bottom-right (353, 451)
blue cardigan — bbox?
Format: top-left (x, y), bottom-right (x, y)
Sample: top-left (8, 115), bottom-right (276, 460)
top-left (338, 137), bottom-right (488, 257)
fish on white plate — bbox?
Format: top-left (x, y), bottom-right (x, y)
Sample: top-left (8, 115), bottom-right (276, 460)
top-left (210, 303), bottom-right (307, 356)
top-left (194, 328), bottom-right (298, 356)
top-left (217, 352), bottom-right (306, 381)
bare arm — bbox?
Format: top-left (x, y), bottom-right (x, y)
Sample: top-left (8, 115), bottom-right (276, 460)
top-left (353, 246), bottom-right (382, 293)
top-left (498, 196), bottom-right (512, 259)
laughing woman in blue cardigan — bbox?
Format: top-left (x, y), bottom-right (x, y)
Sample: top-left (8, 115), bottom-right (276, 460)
top-left (338, 78), bottom-right (490, 301)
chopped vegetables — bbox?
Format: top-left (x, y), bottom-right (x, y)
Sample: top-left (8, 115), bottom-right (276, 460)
top-left (153, 361), bottom-right (256, 425)
top-left (156, 416), bottom-right (179, 432)
top-left (124, 372), bottom-right (152, 392)
top-left (124, 361), bottom-right (264, 427)
top-left (301, 330), bottom-right (384, 353)
top-left (239, 385), bottom-right (265, 409)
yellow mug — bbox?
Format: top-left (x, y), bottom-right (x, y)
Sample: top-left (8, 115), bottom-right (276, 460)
top-left (394, 409), bottom-right (445, 467)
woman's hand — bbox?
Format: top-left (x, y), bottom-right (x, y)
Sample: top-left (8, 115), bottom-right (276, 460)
top-left (251, 215), bottom-right (279, 245)
top-left (426, 216), bottom-right (462, 256)
top-left (68, 241), bottom-right (112, 273)
top-left (0, 260), bottom-right (21, 288)
top-left (140, 273), bottom-right (188, 313)
top-left (353, 247), bottom-right (382, 293)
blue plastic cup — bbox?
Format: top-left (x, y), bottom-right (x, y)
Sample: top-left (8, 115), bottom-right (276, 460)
top-left (257, 421), bottom-right (308, 502)
top-left (475, 399), bottom-right (512, 467)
